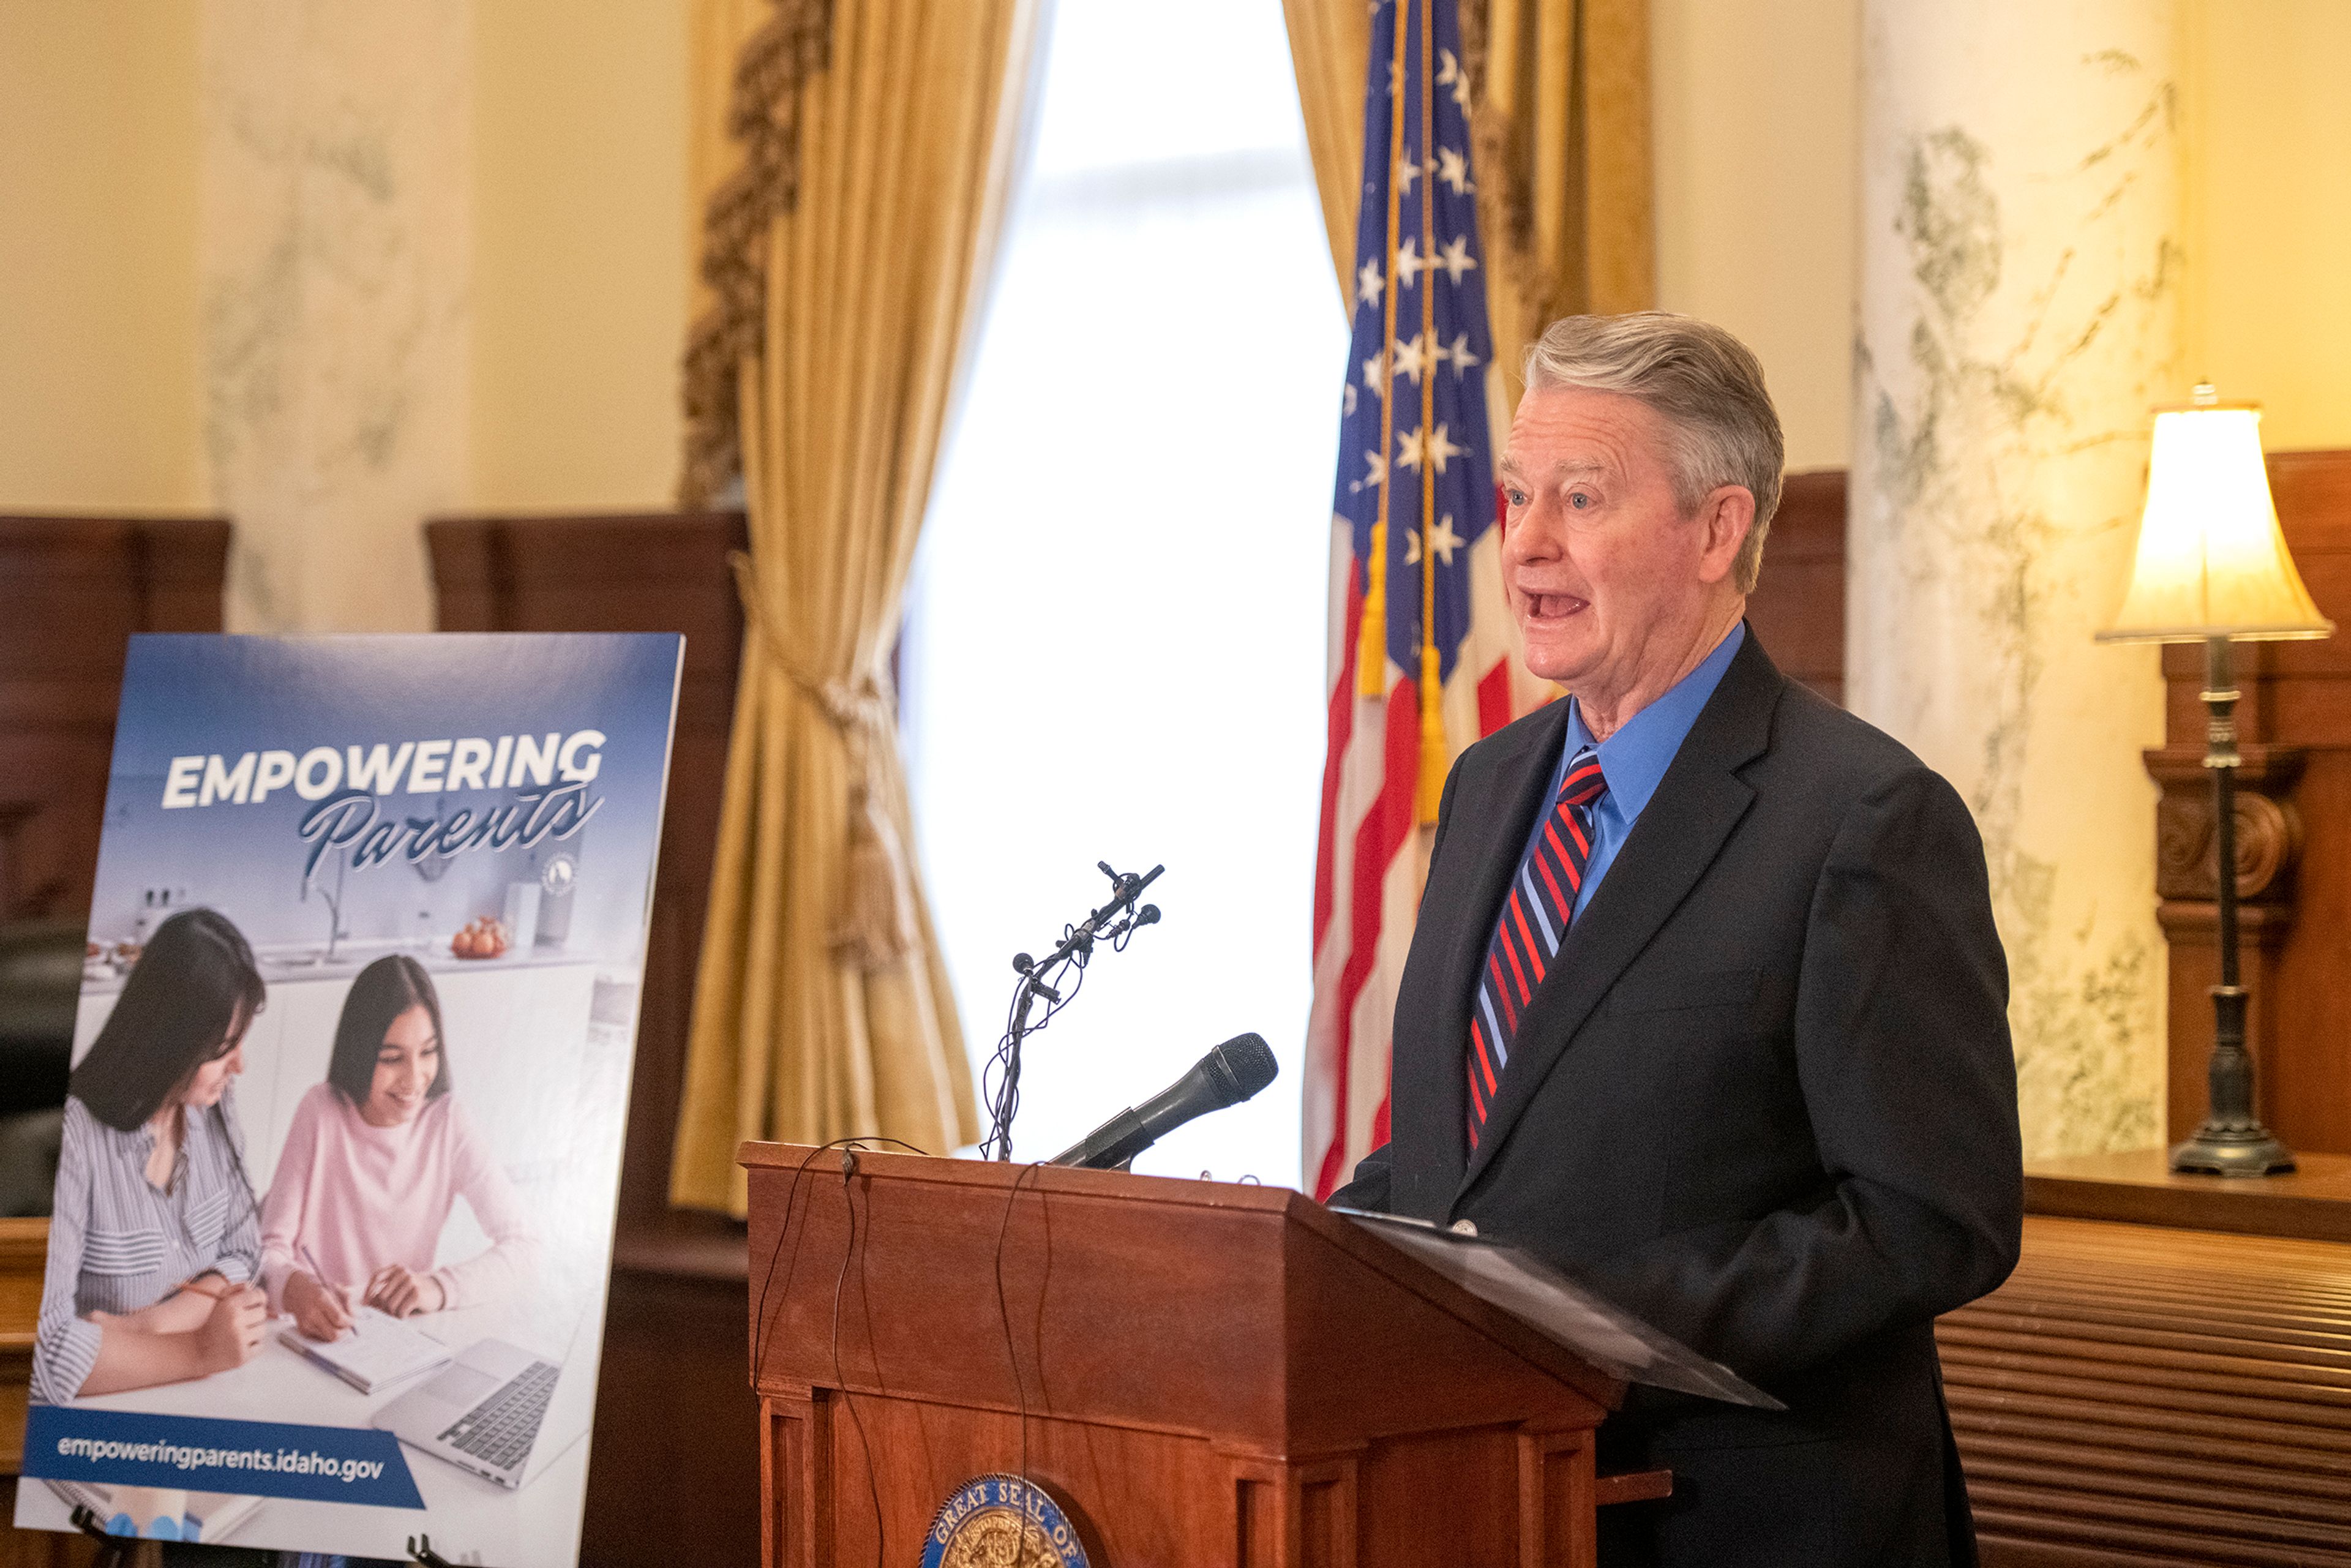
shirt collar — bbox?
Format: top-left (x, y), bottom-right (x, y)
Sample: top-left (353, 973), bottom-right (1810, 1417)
top-left (1565, 621), bottom-right (1745, 822)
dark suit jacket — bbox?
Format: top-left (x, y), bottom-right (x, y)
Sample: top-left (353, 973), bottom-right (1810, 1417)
top-left (1330, 628), bottom-right (2023, 1568)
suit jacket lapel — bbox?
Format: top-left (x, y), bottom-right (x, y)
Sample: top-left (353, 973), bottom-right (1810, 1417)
top-left (1455, 629), bottom-right (1786, 1203)
top-left (1395, 699), bottom-right (1567, 1211)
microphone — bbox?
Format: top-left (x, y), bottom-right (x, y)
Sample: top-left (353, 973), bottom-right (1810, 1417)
top-left (1049, 1033), bottom-right (1278, 1171)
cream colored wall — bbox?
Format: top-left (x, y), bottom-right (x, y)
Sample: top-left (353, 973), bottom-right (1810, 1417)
top-left (6, 4), bottom-right (2339, 524)
top-left (1651, 0), bottom-right (1860, 471)
top-left (0, 0), bottom-right (202, 512)
top-left (2183, 1), bottom-right (2351, 451)
top-left (471, 0), bottom-right (690, 511)
top-left (1648, 0), bottom-right (2351, 469)
top-left (0, 1), bottom-right (688, 525)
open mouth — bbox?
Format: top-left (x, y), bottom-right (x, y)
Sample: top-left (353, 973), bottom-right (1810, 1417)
top-left (1521, 591), bottom-right (1588, 620)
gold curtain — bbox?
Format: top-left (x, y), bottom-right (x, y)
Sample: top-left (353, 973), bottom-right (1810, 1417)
top-left (1280, 0), bottom-right (1373, 309)
top-left (1278, 0), bottom-right (1655, 397)
top-left (670, 0), bottom-right (1038, 1216)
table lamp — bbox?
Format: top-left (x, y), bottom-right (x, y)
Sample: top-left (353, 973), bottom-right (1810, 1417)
top-left (2098, 384), bottom-right (2334, 1174)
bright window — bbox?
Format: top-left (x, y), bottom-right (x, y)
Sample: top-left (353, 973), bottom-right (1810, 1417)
top-left (902, 0), bottom-right (1345, 1184)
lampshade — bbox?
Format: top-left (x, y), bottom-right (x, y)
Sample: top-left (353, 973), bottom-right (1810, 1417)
top-left (2099, 393), bottom-right (2334, 644)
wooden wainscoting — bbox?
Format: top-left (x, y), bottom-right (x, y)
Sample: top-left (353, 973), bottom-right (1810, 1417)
top-left (1744, 468), bottom-right (1846, 706)
top-left (427, 511), bottom-right (762, 1566)
top-left (2153, 451), bottom-right (2351, 1152)
top-left (1939, 1181), bottom-right (2351, 1567)
top-left (0, 518), bottom-right (230, 926)
top-left (0, 519), bottom-right (226, 1566)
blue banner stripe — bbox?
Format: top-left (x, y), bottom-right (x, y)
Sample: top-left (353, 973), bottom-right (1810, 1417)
top-left (23, 1406), bottom-right (425, 1510)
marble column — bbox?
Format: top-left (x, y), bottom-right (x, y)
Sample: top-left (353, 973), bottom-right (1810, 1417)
top-left (200, 0), bottom-right (472, 633)
top-left (1851, 2), bottom-right (2182, 1157)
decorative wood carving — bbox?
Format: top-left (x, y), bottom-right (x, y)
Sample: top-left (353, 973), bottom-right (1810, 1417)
top-left (2148, 744), bottom-right (2306, 905)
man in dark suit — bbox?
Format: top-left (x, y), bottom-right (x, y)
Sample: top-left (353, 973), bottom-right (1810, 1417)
top-left (1329, 312), bottom-right (2023, 1567)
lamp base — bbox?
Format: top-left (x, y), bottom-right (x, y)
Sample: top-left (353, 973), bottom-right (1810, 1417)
top-left (2170, 1124), bottom-right (2297, 1176)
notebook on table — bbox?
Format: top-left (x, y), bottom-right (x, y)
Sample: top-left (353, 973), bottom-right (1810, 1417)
top-left (279, 1305), bottom-right (452, 1397)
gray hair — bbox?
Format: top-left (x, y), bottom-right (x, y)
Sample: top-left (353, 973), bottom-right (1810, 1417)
top-left (1522, 312), bottom-right (1785, 594)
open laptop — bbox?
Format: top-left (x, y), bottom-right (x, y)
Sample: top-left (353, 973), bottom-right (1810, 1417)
top-left (370, 1306), bottom-right (599, 1491)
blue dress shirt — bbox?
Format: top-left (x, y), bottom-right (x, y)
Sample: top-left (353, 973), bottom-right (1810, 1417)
top-left (1523, 622), bottom-right (1745, 918)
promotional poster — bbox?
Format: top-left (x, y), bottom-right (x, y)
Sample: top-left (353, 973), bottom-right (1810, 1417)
top-left (13, 633), bottom-right (681, 1565)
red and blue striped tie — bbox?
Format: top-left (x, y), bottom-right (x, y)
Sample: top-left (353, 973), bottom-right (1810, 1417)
top-left (1467, 746), bottom-right (1608, 1148)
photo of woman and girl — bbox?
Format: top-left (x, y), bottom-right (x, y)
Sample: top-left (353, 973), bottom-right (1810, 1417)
top-left (32, 909), bottom-right (537, 1406)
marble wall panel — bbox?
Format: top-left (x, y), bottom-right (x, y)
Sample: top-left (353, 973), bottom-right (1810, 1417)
top-left (1851, 2), bottom-right (2181, 1157)
top-left (200, 0), bottom-right (472, 633)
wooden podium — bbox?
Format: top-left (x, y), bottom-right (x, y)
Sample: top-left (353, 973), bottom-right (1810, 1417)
top-left (741, 1142), bottom-right (1662, 1567)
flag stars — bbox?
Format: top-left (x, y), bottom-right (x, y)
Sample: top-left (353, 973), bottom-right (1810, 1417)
top-left (1394, 237), bottom-right (1429, 288)
top-left (1436, 146), bottom-right (1473, 195)
top-left (1406, 514), bottom-right (1466, 568)
top-left (1442, 331), bottom-right (1480, 375)
top-left (1357, 257), bottom-right (1385, 307)
top-left (1437, 48), bottom-right (1472, 108)
top-left (1436, 236), bottom-right (1478, 284)
top-left (1397, 423), bottom-right (1462, 475)
top-left (1428, 513), bottom-right (1464, 565)
top-left (1362, 354), bottom-right (1385, 391)
top-left (1349, 449), bottom-right (1389, 494)
top-left (1343, 383), bottom-right (1359, 417)
top-left (1391, 332), bottom-right (1438, 386)
top-left (1395, 154), bottom-right (1420, 195)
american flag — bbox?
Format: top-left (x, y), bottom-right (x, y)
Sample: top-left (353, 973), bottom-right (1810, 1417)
top-left (1307, 0), bottom-right (1533, 1200)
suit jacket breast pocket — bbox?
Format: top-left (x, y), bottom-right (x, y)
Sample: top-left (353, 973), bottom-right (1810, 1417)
top-left (1605, 966), bottom-right (1763, 1021)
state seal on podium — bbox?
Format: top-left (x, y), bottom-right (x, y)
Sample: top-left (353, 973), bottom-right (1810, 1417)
top-left (922, 1474), bottom-right (1090, 1568)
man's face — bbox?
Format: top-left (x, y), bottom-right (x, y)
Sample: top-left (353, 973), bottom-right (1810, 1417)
top-left (1498, 385), bottom-right (1742, 691)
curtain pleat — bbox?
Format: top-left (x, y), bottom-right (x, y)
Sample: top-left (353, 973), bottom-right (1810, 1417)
top-left (670, 0), bottom-right (1037, 1216)
top-left (1281, 0), bottom-right (1374, 310)
top-left (1279, 0), bottom-right (1655, 392)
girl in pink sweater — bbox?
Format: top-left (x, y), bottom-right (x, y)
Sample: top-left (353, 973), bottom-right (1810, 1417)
top-left (261, 956), bottom-right (541, 1340)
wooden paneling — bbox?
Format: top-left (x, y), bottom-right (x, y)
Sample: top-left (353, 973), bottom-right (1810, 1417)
top-left (2154, 450), bottom-right (2351, 1152)
top-left (426, 510), bottom-right (760, 1565)
top-left (0, 517), bottom-right (230, 926)
top-left (0, 1482), bottom-right (108, 1568)
top-left (583, 1262), bottom-right (762, 1567)
top-left (1745, 468), bottom-right (1845, 705)
top-left (1938, 1214), bottom-right (2351, 1567)
top-left (426, 511), bottom-right (748, 1229)
top-left (0, 522), bottom-right (225, 1567)
top-left (2025, 1148), bottom-right (2351, 1245)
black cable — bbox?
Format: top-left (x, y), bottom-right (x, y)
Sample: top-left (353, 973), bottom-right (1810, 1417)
top-left (830, 1150), bottom-right (886, 1568)
top-left (991, 1161), bottom-right (1050, 1568)
top-left (981, 862), bottom-right (1164, 1161)
top-left (740, 1135), bottom-right (926, 1567)
top-left (748, 1136), bottom-right (929, 1392)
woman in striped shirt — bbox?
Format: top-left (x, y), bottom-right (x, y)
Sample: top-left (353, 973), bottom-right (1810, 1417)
top-left (30, 907), bottom-right (271, 1405)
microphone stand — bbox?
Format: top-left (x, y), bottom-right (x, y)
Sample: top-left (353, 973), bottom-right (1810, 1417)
top-left (983, 860), bottom-right (1163, 1161)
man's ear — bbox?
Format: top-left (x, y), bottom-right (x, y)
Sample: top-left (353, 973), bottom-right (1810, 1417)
top-left (1693, 486), bottom-right (1756, 586)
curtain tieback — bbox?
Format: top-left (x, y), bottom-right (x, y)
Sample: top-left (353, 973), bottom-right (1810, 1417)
top-left (727, 550), bottom-right (917, 972)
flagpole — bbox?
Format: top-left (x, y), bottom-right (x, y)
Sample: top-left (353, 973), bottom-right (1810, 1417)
top-left (1415, 0), bottom-right (1446, 823)
top-left (1358, 0), bottom-right (1413, 700)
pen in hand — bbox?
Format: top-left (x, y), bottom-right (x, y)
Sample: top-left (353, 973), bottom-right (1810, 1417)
top-left (294, 1243), bottom-right (358, 1341)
